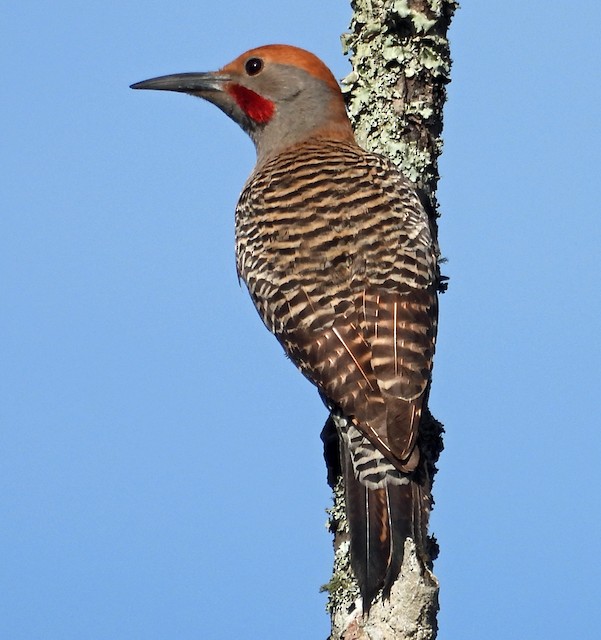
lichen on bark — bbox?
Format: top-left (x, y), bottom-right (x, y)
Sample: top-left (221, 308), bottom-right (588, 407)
top-left (324, 1), bottom-right (458, 638)
top-left (341, 0), bottom-right (457, 203)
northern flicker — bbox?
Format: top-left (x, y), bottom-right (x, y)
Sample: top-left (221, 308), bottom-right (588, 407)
top-left (131, 44), bottom-right (439, 608)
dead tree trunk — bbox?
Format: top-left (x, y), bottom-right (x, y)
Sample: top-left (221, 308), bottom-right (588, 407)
top-left (323, 2), bottom-right (457, 638)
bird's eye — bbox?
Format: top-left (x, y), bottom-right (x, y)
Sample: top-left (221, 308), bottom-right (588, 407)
top-left (245, 58), bottom-right (264, 76)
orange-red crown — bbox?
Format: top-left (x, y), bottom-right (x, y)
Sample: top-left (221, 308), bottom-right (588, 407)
top-left (220, 44), bottom-right (342, 96)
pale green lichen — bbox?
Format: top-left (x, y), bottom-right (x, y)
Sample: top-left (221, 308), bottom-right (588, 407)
top-left (392, 0), bottom-right (437, 33)
top-left (340, 0), bottom-right (458, 200)
top-left (323, 478), bottom-right (360, 614)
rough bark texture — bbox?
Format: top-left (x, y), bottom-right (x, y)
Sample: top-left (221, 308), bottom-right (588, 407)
top-left (323, 2), bottom-right (457, 638)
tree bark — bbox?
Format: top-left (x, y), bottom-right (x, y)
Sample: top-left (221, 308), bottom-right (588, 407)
top-left (323, 2), bottom-right (457, 638)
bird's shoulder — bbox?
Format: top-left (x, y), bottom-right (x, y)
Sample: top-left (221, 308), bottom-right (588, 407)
top-left (238, 140), bottom-right (427, 227)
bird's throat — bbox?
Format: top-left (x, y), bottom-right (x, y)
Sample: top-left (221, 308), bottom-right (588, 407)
top-left (228, 85), bottom-right (275, 124)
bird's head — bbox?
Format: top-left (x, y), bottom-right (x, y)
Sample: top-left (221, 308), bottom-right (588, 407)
top-left (131, 44), bottom-right (355, 161)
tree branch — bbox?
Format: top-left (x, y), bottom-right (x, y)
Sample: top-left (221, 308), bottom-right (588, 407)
top-left (323, 2), bottom-right (457, 638)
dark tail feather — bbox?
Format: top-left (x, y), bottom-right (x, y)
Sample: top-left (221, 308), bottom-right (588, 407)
top-left (382, 481), bottom-right (430, 595)
top-left (343, 454), bottom-right (387, 607)
top-left (342, 445), bottom-right (430, 610)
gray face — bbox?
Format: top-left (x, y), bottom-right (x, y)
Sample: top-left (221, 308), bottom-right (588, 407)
top-left (228, 62), bottom-right (344, 160)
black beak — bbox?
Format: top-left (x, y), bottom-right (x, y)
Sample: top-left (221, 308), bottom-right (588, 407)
top-left (130, 72), bottom-right (230, 93)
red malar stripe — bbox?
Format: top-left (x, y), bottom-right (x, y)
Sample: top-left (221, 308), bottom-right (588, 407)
top-left (228, 84), bottom-right (275, 124)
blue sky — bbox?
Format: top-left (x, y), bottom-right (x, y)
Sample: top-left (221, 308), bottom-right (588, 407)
top-left (3, 2), bottom-right (600, 638)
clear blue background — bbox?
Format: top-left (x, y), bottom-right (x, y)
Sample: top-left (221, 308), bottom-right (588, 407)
top-left (3, 2), bottom-right (600, 638)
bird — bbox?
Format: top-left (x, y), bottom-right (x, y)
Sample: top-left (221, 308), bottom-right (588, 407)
top-left (131, 44), bottom-right (439, 609)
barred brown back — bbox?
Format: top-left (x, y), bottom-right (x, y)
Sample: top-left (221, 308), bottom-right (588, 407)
top-left (236, 138), bottom-right (438, 605)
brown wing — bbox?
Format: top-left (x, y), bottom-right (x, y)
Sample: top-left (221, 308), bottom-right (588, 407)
top-left (363, 288), bottom-right (437, 463)
top-left (235, 139), bottom-right (438, 471)
top-left (282, 286), bottom-right (436, 472)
